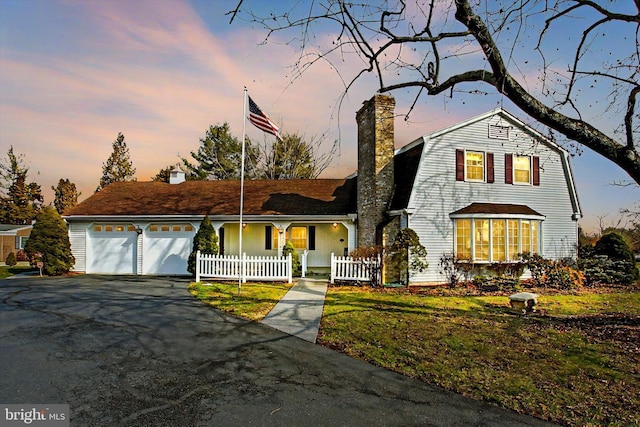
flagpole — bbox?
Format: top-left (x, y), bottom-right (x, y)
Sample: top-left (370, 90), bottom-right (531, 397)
top-left (238, 87), bottom-right (247, 295)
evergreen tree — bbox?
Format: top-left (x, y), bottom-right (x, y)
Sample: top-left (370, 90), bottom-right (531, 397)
top-left (52, 178), bottom-right (80, 215)
top-left (389, 228), bottom-right (428, 286)
top-left (96, 132), bottom-right (136, 192)
top-left (152, 165), bottom-right (175, 183)
top-left (0, 146), bottom-right (43, 224)
top-left (181, 123), bottom-right (258, 180)
top-left (282, 241), bottom-right (301, 276)
top-left (187, 216), bottom-right (219, 276)
top-left (24, 206), bottom-right (74, 275)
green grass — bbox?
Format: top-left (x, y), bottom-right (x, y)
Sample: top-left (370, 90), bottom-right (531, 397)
top-left (188, 281), bottom-right (639, 425)
top-left (318, 287), bottom-right (640, 426)
top-left (0, 265), bottom-right (35, 279)
top-left (188, 281), bottom-right (293, 321)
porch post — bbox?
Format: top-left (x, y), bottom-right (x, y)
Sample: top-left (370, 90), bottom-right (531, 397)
top-left (343, 221), bottom-right (357, 253)
top-left (301, 250), bottom-right (308, 278)
top-left (195, 250), bottom-right (201, 282)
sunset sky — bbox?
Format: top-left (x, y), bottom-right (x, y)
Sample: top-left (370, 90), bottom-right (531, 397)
top-left (1, 0), bottom-right (638, 233)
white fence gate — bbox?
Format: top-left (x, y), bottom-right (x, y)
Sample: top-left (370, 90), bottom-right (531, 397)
top-left (330, 253), bottom-right (380, 284)
top-left (196, 251), bottom-right (292, 283)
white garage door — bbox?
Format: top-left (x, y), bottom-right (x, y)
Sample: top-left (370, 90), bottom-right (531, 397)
top-left (88, 224), bottom-right (137, 274)
top-left (143, 224), bottom-right (195, 275)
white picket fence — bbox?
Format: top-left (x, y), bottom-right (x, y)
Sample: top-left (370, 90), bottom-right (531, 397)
top-left (330, 253), bottom-right (381, 284)
top-left (196, 251), bottom-right (292, 283)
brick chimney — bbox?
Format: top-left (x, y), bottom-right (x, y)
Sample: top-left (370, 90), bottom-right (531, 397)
top-left (356, 94), bottom-right (395, 248)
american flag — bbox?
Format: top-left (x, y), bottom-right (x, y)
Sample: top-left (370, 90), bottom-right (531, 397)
top-left (248, 96), bottom-right (281, 139)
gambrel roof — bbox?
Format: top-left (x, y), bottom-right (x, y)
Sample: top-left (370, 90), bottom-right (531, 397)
top-left (390, 108), bottom-right (582, 217)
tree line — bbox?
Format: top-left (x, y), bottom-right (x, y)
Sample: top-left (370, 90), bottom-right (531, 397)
top-left (1, 123), bottom-right (334, 225)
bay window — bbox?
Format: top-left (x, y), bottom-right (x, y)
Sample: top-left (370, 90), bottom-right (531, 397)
top-left (454, 218), bottom-right (541, 262)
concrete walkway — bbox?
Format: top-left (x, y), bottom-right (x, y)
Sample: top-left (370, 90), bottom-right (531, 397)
top-left (261, 277), bottom-right (328, 342)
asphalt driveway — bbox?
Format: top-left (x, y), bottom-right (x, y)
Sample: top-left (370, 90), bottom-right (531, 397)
top-left (0, 275), bottom-right (554, 426)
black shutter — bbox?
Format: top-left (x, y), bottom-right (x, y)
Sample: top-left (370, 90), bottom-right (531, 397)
top-left (219, 228), bottom-right (225, 255)
top-left (265, 225), bottom-right (272, 250)
top-left (308, 226), bottom-right (316, 250)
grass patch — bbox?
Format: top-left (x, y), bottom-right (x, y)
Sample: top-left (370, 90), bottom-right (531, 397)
top-left (0, 265), bottom-right (35, 279)
top-left (318, 286), bottom-right (640, 426)
top-left (188, 281), bottom-right (292, 321)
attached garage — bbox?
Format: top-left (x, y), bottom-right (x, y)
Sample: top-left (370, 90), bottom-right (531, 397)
top-left (87, 224), bottom-right (138, 274)
top-left (142, 224), bottom-right (195, 275)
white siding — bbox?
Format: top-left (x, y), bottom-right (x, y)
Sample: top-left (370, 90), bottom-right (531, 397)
top-left (407, 113), bottom-right (579, 283)
top-left (68, 222), bottom-right (87, 272)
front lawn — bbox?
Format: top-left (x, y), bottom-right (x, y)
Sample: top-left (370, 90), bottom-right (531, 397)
top-left (188, 282), bottom-right (292, 321)
top-left (188, 281), bottom-right (639, 426)
top-left (0, 265), bottom-right (35, 279)
top-left (318, 286), bottom-right (640, 426)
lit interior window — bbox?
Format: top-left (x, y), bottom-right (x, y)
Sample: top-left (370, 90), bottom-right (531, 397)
top-left (465, 151), bottom-right (484, 181)
top-left (514, 155), bottom-right (531, 184)
top-left (290, 227), bottom-right (307, 249)
top-left (491, 219), bottom-right (506, 262)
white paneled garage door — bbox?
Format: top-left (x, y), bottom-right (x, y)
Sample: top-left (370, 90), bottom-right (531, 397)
top-left (88, 224), bottom-right (138, 274)
top-left (143, 224), bottom-right (195, 275)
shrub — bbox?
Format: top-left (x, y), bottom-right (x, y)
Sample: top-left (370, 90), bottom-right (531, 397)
top-left (24, 206), bottom-right (74, 276)
top-left (187, 216), bottom-right (219, 276)
top-left (595, 233), bottom-right (635, 262)
top-left (439, 253), bottom-right (469, 288)
top-left (578, 256), bottom-right (637, 286)
top-left (15, 249), bottom-right (28, 262)
top-left (578, 233), bottom-right (638, 285)
top-left (5, 252), bottom-right (17, 266)
top-left (519, 253), bottom-right (584, 289)
top-left (282, 241), bottom-right (301, 277)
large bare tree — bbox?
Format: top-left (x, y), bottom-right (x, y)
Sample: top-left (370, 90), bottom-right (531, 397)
top-left (230, 0), bottom-right (640, 184)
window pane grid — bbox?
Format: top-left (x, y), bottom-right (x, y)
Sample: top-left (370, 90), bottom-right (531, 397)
top-left (521, 221), bottom-right (531, 253)
top-left (492, 220), bottom-right (506, 261)
top-left (514, 156), bottom-right (531, 184)
top-left (290, 227), bottom-right (307, 249)
top-left (456, 218), bottom-right (539, 262)
top-left (465, 152), bottom-right (484, 181)
top-left (508, 220), bottom-right (519, 260)
top-left (456, 219), bottom-right (471, 260)
top-left (474, 219), bottom-right (489, 261)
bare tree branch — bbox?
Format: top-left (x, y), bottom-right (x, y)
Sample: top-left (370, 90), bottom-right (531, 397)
top-left (232, 0), bottom-right (640, 184)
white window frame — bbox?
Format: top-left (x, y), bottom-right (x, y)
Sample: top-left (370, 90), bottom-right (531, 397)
top-left (513, 155), bottom-right (532, 185)
top-left (464, 150), bottom-right (486, 183)
top-left (452, 215), bottom-right (543, 263)
top-left (17, 236), bottom-right (28, 249)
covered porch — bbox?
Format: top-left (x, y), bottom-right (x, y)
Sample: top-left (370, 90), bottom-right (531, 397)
top-left (210, 215), bottom-right (357, 274)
